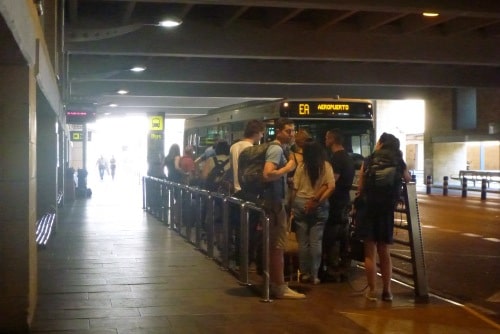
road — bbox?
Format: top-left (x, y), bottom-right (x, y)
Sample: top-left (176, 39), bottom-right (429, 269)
top-left (416, 191), bottom-right (500, 322)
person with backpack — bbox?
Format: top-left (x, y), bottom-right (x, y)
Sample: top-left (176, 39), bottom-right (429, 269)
top-left (201, 141), bottom-right (231, 191)
top-left (229, 120), bottom-right (266, 271)
top-left (356, 132), bottom-right (411, 302)
top-left (290, 139), bottom-right (335, 285)
top-left (201, 141), bottom-right (231, 246)
top-left (259, 118), bottom-right (305, 299)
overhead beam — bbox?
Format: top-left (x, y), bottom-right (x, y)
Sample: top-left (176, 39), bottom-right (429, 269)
top-left (70, 81), bottom-right (438, 104)
top-left (66, 22), bottom-right (500, 66)
top-left (68, 58), bottom-right (500, 88)
top-left (84, 0), bottom-right (500, 19)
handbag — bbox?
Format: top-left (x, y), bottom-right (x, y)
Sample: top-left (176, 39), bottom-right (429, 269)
top-left (347, 198), bottom-right (365, 263)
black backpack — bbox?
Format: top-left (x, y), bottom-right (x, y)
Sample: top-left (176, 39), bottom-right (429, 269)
top-left (238, 141), bottom-right (280, 196)
top-left (204, 156), bottom-right (231, 193)
top-left (363, 150), bottom-right (403, 203)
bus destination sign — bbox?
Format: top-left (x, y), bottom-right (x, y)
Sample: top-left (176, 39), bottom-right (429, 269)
top-left (281, 101), bottom-right (372, 118)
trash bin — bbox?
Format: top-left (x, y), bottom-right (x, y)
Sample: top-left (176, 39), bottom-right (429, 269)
top-left (76, 169), bottom-right (88, 198)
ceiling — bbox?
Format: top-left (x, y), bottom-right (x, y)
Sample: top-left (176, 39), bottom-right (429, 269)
top-left (64, 0), bottom-right (500, 118)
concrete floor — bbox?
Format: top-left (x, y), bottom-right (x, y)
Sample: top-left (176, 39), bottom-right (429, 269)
top-left (31, 178), bottom-right (500, 333)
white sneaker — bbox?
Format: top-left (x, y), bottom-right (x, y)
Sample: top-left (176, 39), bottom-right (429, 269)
top-left (271, 284), bottom-right (306, 299)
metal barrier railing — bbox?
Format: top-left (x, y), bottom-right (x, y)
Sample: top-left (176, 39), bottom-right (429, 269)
top-left (392, 182), bottom-right (429, 301)
top-left (142, 176), bottom-right (272, 302)
top-left (143, 176), bottom-right (428, 302)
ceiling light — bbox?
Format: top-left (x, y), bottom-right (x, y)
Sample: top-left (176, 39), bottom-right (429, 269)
top-left (109, 103), bottom-right (118, 107)
top-left (117, 89), bottom-right (129, 95)
top-left (158, 18), bottom-right (182, 28)
top-left (130, 66), bottom-right (146, 72)
top-left (422, 12), bottom-right (439, 17)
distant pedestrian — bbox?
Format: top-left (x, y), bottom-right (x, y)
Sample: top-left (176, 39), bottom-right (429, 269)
top-left (96, 155), bottom-right (107, 180)
top-left (110, 155), bottom-right (117, 180)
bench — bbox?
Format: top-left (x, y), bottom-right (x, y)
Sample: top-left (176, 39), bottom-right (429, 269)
top-left (457, 170), bottom-right (500, 188)
top-left (35, 211), bottom-right (56, 247)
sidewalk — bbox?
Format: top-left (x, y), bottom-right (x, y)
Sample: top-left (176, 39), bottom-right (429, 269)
top-left (31, 178), bottom-right (500, 333)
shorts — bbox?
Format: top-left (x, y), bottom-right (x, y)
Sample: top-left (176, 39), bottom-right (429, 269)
top-left (263, 200), bottom-right (287, 250)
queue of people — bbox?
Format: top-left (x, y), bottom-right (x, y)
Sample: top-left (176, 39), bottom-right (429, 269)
top-left (163, 120), bottom-right (410, 302)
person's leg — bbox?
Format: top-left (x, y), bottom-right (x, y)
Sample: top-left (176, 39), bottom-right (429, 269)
top-left (377, 243), bottom-right (392, 297)
top-left (269, 202), bottom-right (287, 286)
top-left (364, 240), bottom-right (377, 300)
top-left (268, 202), bottom-right (305, 299)
top-left (292, 199), bottom-right (310, 278)
top-left (309, 219), bottom-right (325, 282)
top-left (294, 218), bottom-right (309, 278)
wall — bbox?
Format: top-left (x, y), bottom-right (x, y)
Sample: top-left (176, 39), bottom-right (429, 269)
top-left (424, 88), bottom-right (500, 182)
top-left (0, 65), bottom-right (38, 331)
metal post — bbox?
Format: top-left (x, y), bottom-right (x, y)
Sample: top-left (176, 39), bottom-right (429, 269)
top-left (426, 175), bottom-right (432, 194)
top-left (222, 198), bottom-right (230, 268)
top-left (461, 177), bottom-right (468, 198)
top-left (239, 203), bottom-right (250, 285)
top-left (481, 179), bottom-right (487, 200)
top-left (443, 176), bottom-right (448, 196)
top-left (261, 213), bottom-right (271, 302)
top-left (207, 195), bottom-right (215, 258)
top-left (142, 177), bottom-right (146, 209)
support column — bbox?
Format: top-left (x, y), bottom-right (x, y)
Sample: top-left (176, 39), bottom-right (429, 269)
top-left (147, 114), bottom-right (165, 177)
top-left (36, 96), bottom-right (58, 218)
top-left (0, 65), bottom-right (38, 331)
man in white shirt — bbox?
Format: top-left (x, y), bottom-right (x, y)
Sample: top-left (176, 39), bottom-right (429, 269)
top-left (230, 120), bottom-right (265, 193)
top-left (229, 120), bottom-right (265, 275)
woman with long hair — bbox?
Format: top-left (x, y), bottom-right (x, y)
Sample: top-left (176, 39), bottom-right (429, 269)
top-left (290, 140), bottom-right (335, 284)
top-left (356, 132), bottom-right (411, 301)
top-left (164, 144), bottom-right (183, 183)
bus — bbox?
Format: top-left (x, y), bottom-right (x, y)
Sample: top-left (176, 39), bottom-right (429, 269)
top-left (184, 98), bottom-right (375, 167)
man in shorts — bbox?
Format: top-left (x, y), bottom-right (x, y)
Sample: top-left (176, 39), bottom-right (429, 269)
top-left (262, 118), bottom-right (305, 299)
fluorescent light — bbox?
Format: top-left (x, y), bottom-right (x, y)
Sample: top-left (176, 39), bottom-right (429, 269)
top-left (130, 66), bottom-right (146, 72)
top-left (422, 12), bottom-right (439, 17)
top-left (109, 103), bottom-right (118, 107)
top-left (117, 90), bottom-right (129, 95)
top-left (158, 18), bottom-right (182, 28)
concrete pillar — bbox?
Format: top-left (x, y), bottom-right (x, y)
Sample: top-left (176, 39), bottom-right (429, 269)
top-left (147, 114), bottom-right (166, 177)
top-left (36, 96), bottom-right (58, 218)
top-left (0, 65), bottom-right (38, 331)
top-left (423, 89), bottom-right (454, 184)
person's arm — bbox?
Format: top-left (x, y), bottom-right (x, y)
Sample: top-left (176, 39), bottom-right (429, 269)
top-left (174, 156), bottom-right (182, 172)
top-left (263, 146), bottom-right (295, 182)
top-left (402, 167), bottom-right (411, 182)
top-left (356, 161), bottom-right (365, 195)
top-left (304, 163), bottom-right (335, 212)
top-left (263, 160), bottom-right (295, 182)
top-left (230, 145), bottom-right (240, 189)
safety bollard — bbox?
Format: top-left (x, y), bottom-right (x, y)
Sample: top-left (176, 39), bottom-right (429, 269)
top-left (426, 175), bottom-right (432, 194)
top-left (481, 179), bottom-right (487, 200)
top-left (461, 177), bottom-right (468, 198)
top-left (443, 176), bottom-right (448, 196)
